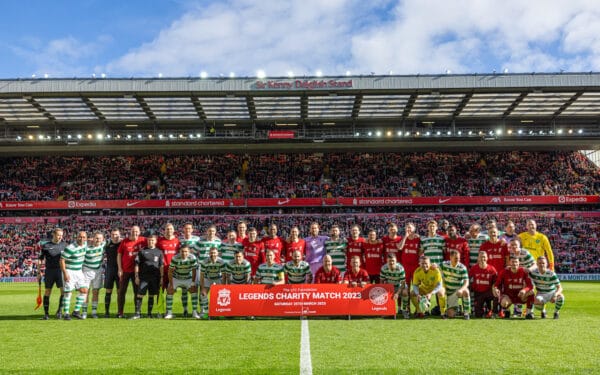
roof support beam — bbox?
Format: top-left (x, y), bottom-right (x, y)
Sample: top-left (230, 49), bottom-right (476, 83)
top-left (553, 91), bottom-right (583, 118)
top-left (452, 93), bottom-right (472, 118)
top-left (300, 95), bottom-right (308, 122)
top-left (246, 96), bottom-right (257, 121)
top-left (351, 94), bottom-right (363, 119)
top-left (135, 96), bottom-right (156, 121)
top-left (26, 97), bottom-right (55, 121)
top-left (82, 97), bottom-right (106, 121)
top-left (401, 93), bottom-right (418, 120)
top-left (191, 96), bottom-right (207, 121)
top-left (502, 92), bottom-right (528, 118)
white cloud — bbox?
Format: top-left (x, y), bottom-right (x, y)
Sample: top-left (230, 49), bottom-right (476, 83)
top-left (10, 35), bottom-right (112, 77)
top-left (85, 0), bottom-right (600, 76)
top-left (351, 0), bottom-right (600, 74)
top-left (106, 0), bottom-right (363, 77)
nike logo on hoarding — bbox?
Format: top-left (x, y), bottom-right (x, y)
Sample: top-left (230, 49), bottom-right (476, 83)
top-left (277, 199), bottom-right (291, 205)
top-left (126, 201), bottom-right (141, 207)
top-left (438, 198), bottom-right (451, 204)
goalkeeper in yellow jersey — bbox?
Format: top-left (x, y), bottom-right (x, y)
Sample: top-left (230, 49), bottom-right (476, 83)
top-left (411, 256), bottom-right (447, 319)
top-left (518, 219), bottom-right (555, 270)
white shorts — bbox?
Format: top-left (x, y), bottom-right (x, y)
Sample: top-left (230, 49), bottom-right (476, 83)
top-left (202, 278), bottom-right (222, 289)
top-left (535, 291), bottom-right (558, 304)
top-left (64, 269), bottom-right (87, 292)
top-left (446, 290), bottom-right (468, 309)
top-left (82, 267), bottom-right (103, 289)
top-left (171, 278), bottom-right (194, 291)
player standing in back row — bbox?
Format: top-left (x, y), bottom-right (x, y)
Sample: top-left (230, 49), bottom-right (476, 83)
top-left (324, 225), bottom-right (347, 276)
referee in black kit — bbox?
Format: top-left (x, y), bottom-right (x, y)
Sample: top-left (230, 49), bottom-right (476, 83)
top-left (37, 228), bottom-right (67, 320)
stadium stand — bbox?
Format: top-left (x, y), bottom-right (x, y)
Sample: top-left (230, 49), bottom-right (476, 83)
top-left (0, 151), bottom-right (598, 200)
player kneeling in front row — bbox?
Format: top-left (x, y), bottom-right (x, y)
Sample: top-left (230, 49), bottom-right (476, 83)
top-left (165, 245), bottom-right (198, 319)
top-left (529, 256), bottom-right (564, 319)
top-left (441, 250), bottom-right (471, 320)
top-left (493, 256), bottom-right (534, 319)
top-left (314, 255), bottom-right (342, 284)
top-left (343, 256), bottom-right (370, 287)
top-left (199, 246), bottom-right (227, 319)
top-left (469, 251), bottom-right (498, 318)
top-left (255, 250), bottom-right (285, 285)
top-left (380, 254), bottom-right (410, 319)
top-left (133, 235), bottom-right (164, 319)
top-left (410, 256), bottom-right (447, 319)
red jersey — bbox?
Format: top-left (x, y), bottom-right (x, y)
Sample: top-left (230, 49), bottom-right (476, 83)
top-left (494, 267), bottom-right (533, 298)
top-left (346, 237), bottom-right (365, 270)
top-left (363, 241), bottom-right (384, 276)
top-left (157, 236), bottom-right (180, 268)
top-left (261, 236), bottom-right (284, 263)
top-left (284, 239), bottom-right (305, 262)
top-left (382, 235), bottom-right (403, 262)
top-left (469, 263), bottom-right (498, 293)
top-left (401, 236), bottom-right (421, 270)
top-left (314, 266), bottom-right (342, 284)
top-left (242, 238), bottom-right (264, 276)
top-left (480, 240), bottom-right (509, 274)
top-left (236, 234), bottom-right (247, 243)
top-left (343, 268), bottom-right (370, 284)
top-left (444, 236), bottom-right (470, 269)
top-left (118, 237), bottom-right (147, 273)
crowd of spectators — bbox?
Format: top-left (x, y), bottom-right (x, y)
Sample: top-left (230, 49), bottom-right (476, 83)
top-left (0, 151), bottom-right (598, 200)
top-left (1, 211), bottom-right (597, 277)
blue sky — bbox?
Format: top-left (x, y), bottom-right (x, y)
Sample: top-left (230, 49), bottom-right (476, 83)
top-left (2, 0), bottom-right (600, 78)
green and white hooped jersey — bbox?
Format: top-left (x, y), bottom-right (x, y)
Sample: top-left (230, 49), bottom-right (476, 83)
top-left (515, 249), bottom-right (536, 270)
top-left (284, 261), bottom-right (312, 284)
top-left (529, 269), bottom-right (561, 294)
top-left (325, 238), bottom-right (348, 274)
top-left (441, 261), bottom-right (469, 295)
top-left (180, 235), bottom-right (202, 255)
top-left (169, 254), bottom-right (199, 280)
top-left (380, 263), bottom-right (406, 288)
top-left (83, 242), bottom-right (106, 270)
top-left (62, 243), bottom-right (87, 271)
top-left (226, 260), bottom-right (252, 284)
top-left (219, 241), bottom-right (243, 264)
top-left (420, 235), bottom-right (446, 266)
top-left (196, 238), bottom-right (222, 262)
top-left (256, 263), bottom-right (284, 284)
top-left (468, 234), bottom-right (489, 266)
top-left (200, 258), bottom-right (227, 280)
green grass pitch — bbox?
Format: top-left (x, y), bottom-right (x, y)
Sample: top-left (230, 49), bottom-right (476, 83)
top-left (1, 282), bottom-right (599, 374)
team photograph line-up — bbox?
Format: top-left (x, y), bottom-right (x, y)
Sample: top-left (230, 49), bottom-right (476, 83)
top-left (36, 218), bottom-right (563, 321)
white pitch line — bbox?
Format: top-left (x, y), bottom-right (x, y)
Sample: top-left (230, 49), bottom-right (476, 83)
top-left (300, 319), bottom-right (313, 375)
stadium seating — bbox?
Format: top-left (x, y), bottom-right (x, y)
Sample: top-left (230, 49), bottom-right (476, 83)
top-left (0, 151), bottom-right (598, 200)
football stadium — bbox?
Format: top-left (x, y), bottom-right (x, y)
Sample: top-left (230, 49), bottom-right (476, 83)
top-left (0, 72), bottom-right (599, 374)
top-left (3, 2), bottom-right (600, 372)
